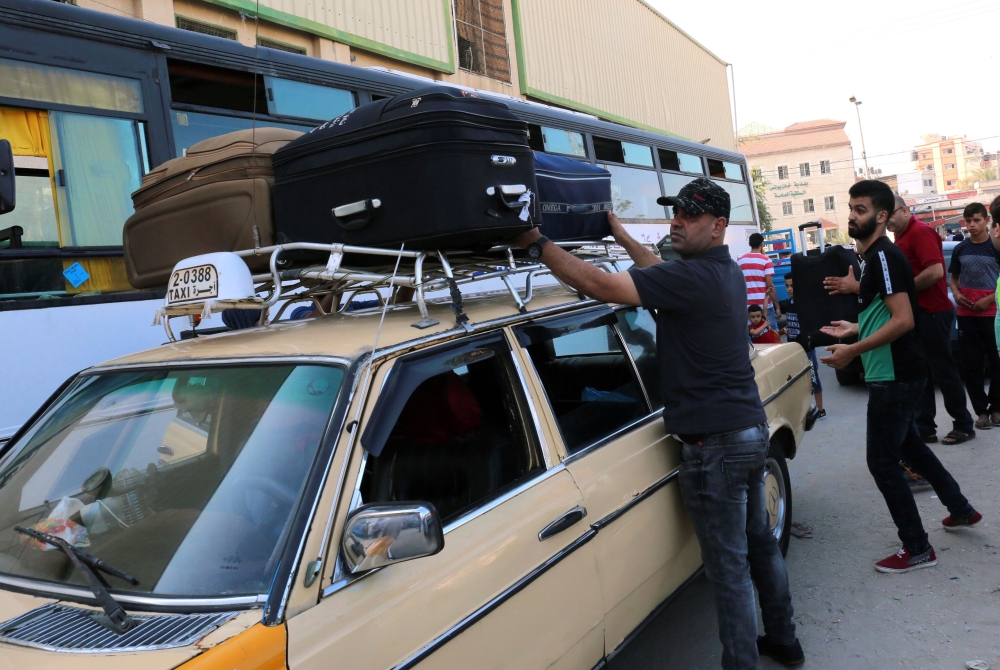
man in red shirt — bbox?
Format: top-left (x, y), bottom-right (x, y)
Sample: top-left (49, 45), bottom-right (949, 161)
top-left (889, 197), bottom-right (975, 444)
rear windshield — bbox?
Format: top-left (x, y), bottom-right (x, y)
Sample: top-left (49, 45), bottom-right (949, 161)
top-left (0, 364), bottom-right (344, 598)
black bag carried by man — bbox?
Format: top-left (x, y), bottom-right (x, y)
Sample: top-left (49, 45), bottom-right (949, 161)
top-left (533, 152), bottom-right (612, 241)
top-left (790, 244), bottom-right (862, 350)
top-left (271, 86), bottom-right (537, 251)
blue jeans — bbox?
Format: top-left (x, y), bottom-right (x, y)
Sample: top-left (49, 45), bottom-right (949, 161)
top-left (867, 381), bottom-right (975, 553)
top-left (678, 423), bottom-right (796, 670)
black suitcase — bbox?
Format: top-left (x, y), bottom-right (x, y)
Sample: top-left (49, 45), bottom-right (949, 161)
top-left (790, 245), bottom-right (862, 349)
top-left (534, 152), bottom-right (612, 241)
top-left (271, 86), bottom-right (537, 250)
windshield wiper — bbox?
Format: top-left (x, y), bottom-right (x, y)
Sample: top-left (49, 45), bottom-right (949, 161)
top-left (14, 526), bottom-right (140, 634)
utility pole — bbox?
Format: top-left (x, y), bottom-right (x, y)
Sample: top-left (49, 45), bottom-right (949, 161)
top-left (849, 96), bottom-right (870, 178)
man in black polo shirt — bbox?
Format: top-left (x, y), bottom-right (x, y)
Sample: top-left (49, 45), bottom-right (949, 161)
top-left (515, 178), bottom-right (802, 670)
top-left (821, 180), bottom-right (982, 573)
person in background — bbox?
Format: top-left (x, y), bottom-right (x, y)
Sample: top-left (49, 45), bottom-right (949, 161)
top-left (884, 196), bottom-right (975, 446)
top-left (748, 304), bottom-right (782, 344)
top-left (820, 180), bottom-right (982, 574)
top-left (991, 196), bottom-right (1000, 360)
top-left (951, 231), bottom-right (966, 242)
top-left (948, 202), bottom-right (1000, 430)
top-left (513, 179), bottom-right (803, 669)
top-left (739, 233), bottom-right (781, 329)
top-left (779, 274), bottom-right (825, 419)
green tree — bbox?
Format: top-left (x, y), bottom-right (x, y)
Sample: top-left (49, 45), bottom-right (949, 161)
top-left (750, 166), bottom-right (774, 232)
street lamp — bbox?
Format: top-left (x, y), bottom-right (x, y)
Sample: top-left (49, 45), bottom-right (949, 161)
top-left (849, 96), bottom-right (870, 178)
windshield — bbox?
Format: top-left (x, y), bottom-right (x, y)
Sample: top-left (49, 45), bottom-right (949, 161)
top-left (0, 364), bottom-right (344, 598)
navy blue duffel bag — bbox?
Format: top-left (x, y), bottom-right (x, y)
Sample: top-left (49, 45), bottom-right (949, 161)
top-left (534, 152), bottom-right (612, 241)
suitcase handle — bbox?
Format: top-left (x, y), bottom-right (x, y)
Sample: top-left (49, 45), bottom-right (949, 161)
top-left (486, 184), bottom-right (527, 210)
top-left (332, 198), bottom-right (381, 230)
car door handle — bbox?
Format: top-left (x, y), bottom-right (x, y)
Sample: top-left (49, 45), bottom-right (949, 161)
top-left (538, 506), bottom-right (587, 541)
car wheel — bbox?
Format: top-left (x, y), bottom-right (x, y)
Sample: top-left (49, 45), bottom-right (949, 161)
top-left (764, 439), bottom-right (792, 556)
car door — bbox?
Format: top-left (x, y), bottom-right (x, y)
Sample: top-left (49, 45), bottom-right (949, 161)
top-left (287, 331), bottom-right (605, 670)
top-left (514, 306), bottom-right (700, 655)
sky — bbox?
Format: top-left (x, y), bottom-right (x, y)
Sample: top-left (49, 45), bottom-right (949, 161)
top-left (646, 0), bottom-right (1000, 179)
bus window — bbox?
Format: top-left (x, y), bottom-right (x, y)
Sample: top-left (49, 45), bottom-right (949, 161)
top-left (0, 57), bottom-right (143, 114)
top-left (593, 136), bottom-right (624, 163)
top-left (622, 142), bottom-right (654, 167)
top-left (707, 158), bottom-right (744, 181)
top-left (168, 60), bottom-right (266, 114)
top-left (660, 172), bottom-right (696, 216)
top-left (536, 126), bottom-right (586, 157)
top-left (171, 111), bottom-right (312, 156)
top-left (50, 112), bottom-right (142, 247)
top-left (526, 124), bottom-right (545, 152)
top-left (602, 164), bottom-right (668, 223)
top-left (7, 167), bottom-right (58, 246)
top-left (658, 148), bottom-right (704, 175)
top-left (263, 77), bottom-right (354, 122)
top-left (714, 180), bottom-right (755, 224)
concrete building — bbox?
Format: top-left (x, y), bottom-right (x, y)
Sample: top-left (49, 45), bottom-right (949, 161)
top-left (738, 119), bottom-right (856, 236)
top-left (877, 169), bottom-right (937, 198)
top-left (67, 0), bottom-right (737, 151)
top-left (913, 133), bottom-right (991, 192)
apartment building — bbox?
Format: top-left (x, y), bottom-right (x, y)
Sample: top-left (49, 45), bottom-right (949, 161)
top-left (913, 133), bottom-right (991, 192)
top-left (739, 120), bottom-right (856, 235)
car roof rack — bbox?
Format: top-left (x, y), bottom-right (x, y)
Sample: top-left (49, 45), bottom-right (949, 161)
top-left (157, 241), bottom-right (629, 340)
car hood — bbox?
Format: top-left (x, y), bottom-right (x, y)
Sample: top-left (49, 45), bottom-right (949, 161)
top-left (0, 588), bottom-right (262, 668)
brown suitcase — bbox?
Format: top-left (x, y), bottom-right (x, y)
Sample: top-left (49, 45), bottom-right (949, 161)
top-left (123, 127), bottom-right (303, 288)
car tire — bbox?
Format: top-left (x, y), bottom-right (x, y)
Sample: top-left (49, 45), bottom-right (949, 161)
top-left (764, 438), bottom-right (792, 556)
top-left (835, 356), bottom-right (865, 386)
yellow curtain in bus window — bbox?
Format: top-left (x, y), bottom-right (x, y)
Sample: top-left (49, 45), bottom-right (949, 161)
top-left (0, 107), bottom-right (50, 156)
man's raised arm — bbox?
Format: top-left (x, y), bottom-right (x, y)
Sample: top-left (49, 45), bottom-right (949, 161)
top-left (608, 212), bottom-right (662, 269)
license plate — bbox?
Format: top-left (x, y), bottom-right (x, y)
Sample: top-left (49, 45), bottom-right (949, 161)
top-left (167, 264), bottom-right (218, 304)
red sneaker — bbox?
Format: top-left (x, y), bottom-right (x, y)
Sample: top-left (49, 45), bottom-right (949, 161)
top-left (942, 511), bottom-right (984, 532)
top-left (875, 547), bottom-right (937, 573)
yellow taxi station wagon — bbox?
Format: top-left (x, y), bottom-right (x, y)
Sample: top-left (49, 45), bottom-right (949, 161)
top-left (0, 242), bottom-right (813, 670)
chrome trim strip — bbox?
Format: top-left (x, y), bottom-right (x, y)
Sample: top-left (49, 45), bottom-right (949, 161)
top-left (590, 467), bottom-right (680, 531)
top-left (762, 366), bottom-right (811, 406)
top-left (371, 298), bottom-right (602, 362)
top-left (612, 322), bottom-right (653, 411)
top-left (0, 575), bottom-right (265, 608)
top-left (561, 411), bottom-right (664, 466)
top-left (88, 355), bottom-right (352, 373)
top-left (442, 464), bottom-right (566, 534)
top-left (391, 529), bottom-right (598, 670)
top-left (506, 338), bottom-right (553, 468)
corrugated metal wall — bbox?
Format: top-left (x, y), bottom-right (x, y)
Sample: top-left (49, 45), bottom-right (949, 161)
top-left (514, 0), bottom-right (735, 151)
top-left (261, 0), bottom-right (453, 67)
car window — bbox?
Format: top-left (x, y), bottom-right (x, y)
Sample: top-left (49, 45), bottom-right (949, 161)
top-left (358, 334), bottom-right (545, 524)
top-left (615, 307), bottom-right (662, 409)
top-left (0, 364), bottom-right (343, 597)
top-left (517, 310), bottom-right (649, 454)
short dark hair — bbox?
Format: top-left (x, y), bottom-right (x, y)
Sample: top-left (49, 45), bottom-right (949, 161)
top-left (964, 202), bottom-right (988, 219)
top-left (783, 273), bottom-right (793, 284)
top-left (748, 233), bottom-right (764, 248)
top-left (848, 180), bottom-right (895, 218)
top-left (990, 195), bottom-right (1000, 226)
top-left (748, 304), bottom-right (763, 314)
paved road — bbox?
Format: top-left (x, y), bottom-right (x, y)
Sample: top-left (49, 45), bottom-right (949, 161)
top-left (610, 364), bottom-right (1000, 670)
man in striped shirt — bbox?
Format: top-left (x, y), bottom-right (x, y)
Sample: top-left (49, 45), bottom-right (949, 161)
top-left (739, 233), bottom-right (781, 328)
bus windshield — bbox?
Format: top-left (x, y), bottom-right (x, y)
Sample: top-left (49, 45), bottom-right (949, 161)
top-left (0, 364), bottom-right (343, 599)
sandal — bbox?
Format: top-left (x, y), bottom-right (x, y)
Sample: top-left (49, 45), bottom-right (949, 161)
top-left (975, 415), bottom-right (992, 430)
top-left (942, 430), bottom-right (974, 445)
top-left (921, 433), bottom-right (938, 444)
top-left (992, 413), bottom-right (1000, 426)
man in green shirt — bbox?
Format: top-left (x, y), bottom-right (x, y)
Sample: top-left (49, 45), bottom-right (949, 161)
top-left (820, 180), bottom-right (982, 573)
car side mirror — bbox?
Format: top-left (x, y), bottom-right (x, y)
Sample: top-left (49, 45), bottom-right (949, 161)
top-left (342, 502), bottom-right (444, 574)
top-left (0, 140), bottom-right (14, 216)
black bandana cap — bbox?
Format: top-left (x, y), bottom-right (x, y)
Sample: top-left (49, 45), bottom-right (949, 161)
top-left (657, 177), bottom-right (731, 220)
